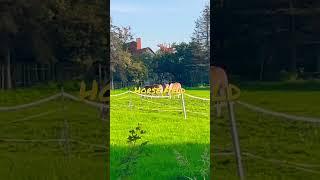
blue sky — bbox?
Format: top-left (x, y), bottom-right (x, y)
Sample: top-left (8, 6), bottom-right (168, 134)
top-left (111, 0), bottom-right (209, 51)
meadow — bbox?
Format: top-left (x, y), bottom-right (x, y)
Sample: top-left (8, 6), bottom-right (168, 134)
top-left (0, 82), bottom-right (320, 179)
top-left (110, 88), bottom-right (210, 179)
top-left (0, 86), bottom-right (108, 180)
top-left (111, 83), bottom-right (320, 179)
top-left (213, 84), bottom-right (320, 179)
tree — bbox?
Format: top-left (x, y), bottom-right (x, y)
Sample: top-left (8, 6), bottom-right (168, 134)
top-left (110, 23), bottom-right (147, 87)
top-left (0, 0), bottom-right (54, 89)
top-left (189, 4), bottom-right (210, 85)
top-left (0, 0), bottom-right (109, 89)
top-left (192, 4), bottom-right (210, 65)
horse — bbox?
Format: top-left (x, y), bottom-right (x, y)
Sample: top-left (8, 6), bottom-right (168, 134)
top-left (168, 82), bottom-right (182, 98)
top-left (210, 66), bottom-right (229, 118)
top-left (162, 83), bottom-right (170, 96)
top-left (143, 84), bottom-right (163, 97)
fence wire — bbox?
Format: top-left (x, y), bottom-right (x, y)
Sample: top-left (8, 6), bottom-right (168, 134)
top-left (0, 90), bottom-right (109, 153)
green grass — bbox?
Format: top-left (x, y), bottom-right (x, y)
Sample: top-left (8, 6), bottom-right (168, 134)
top-left (0, 88), bottom-right (108, 180)
top-left (1, 81), bottom-right (320, 179)
top-left (213, 86), bottom-right (320, 179)
top-left (110, 89), bottom-right (210, 179)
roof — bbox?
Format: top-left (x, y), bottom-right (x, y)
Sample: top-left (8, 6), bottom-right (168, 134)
top-left (126, 41), bottom-right (155, 56)
top-left (137, 47), bottom-right (155, 55)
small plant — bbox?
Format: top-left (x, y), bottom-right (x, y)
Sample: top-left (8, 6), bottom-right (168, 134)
top-left (174, 148), bottom-right (210, 180)
top-left (117, 123), bottom-right (149, 179)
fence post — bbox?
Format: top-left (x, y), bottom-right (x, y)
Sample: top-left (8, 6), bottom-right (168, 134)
top-left (226, 87), bottom-right (245, 180)
top-left (61, 87), bottom-right (70, 157)
top-left (181, 93), bottom-right (187, 120)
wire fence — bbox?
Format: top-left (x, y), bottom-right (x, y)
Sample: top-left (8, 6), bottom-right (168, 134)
top-left (0, 89), bottom-right (109, 156)
top-left (3, 89), bottom-right (319, 176)
top-left (111, 90), bottom-right (210, 119)
top-left (111, 90), bottom-right (320, 176)
top-left (214, 99), bottom-right (320, 177)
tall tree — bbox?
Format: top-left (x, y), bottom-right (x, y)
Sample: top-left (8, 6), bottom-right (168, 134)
top-left (192, 4), bottom-right (210, 65)
top-left (110, 23), bottom-right (131, 88)
top-left (0, 0), bottom-right (54, 89)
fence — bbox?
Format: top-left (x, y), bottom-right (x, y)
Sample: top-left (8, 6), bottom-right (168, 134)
top-left (114, 91), bottom-right (320, 178)
top-left (111, 90), bottom-right (212, 120)
top-left (216, 100), bottom-right (320, 179)
top-left (0, 89), bottom-right (109, 156)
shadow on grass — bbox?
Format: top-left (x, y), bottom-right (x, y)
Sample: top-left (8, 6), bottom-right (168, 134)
top-left (237, 80), bottom-right (320, 91)
top-left (0, 152), bottom-right (107, 180)
top-left (111, 143), bottom-right (210, 180)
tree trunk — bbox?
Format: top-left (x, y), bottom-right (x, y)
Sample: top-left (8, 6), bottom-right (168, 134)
top-left (23, 64), bottom-right (26, 86)
top-left (99, 63), bottom-right (102, 85)
top-left (28, 64), bottom-right (31, 85)
top-left (6, 48), bottom-right (12, 89)
top-left (289, 0), bottom-right (297, 73)
top-left (1, 64), bottom-right (4, 89)
top-left (42, 64), bottom-right (46, 81)
top-left (111, 75), bottom-right (114, 90)
top-left (52, 63), bottom-right (56, 81)
top-left (317, 52), bottom-right (320, 72)
top-left (259, 58), bottom-right (265, 81)
top-left (104, 66), bottom-right (107, 84)
top-left (35, 64), bottom-right (38, 82)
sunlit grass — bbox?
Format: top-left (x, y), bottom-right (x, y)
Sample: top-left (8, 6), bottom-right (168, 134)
top-left (111, 89), bottom-right (210, 179)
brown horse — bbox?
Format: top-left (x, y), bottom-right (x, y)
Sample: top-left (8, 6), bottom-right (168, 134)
top-left (168, 82), bottom-right (182, 98)
top-left (162, 83), bottom-right (170, 96)
top-left (210, 66), bottom-right (229, 117)
top-left (143, 84), bottom-right (163, 96)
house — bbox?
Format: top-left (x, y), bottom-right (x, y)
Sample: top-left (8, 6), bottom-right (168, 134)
top-left (127, 38), bottom-right (155, 56)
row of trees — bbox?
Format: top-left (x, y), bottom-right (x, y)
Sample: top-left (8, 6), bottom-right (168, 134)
top-left (111, 4), bottom-right (210, 87)
top-left (0, 0), bottom-right (108, 89)
top-left (213, 0), bottom-right (320, 81)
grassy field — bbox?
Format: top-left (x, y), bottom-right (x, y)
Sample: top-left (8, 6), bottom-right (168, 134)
top-left (0, 87), bottom-right (108, 180)
top-left (213, 86), bottom-right (320, 179)
top-left (1, 81), bottom-right (320, 179)
top-left (110, 89), bottom-right (210, 179)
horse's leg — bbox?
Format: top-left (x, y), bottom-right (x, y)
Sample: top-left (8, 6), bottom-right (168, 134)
top-left (216, 88), bottom-right (225, 118)
top-left (216, 101), bottom-right (221, 118)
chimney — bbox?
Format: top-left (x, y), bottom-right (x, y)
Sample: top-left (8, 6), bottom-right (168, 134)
top-left (136, 38), bottom-right (142, 50)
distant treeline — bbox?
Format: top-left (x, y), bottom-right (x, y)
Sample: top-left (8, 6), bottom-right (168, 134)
top-left (0, 0), bottom-right (108, 89)
top-left (213, 0), bottom-right (320, 81)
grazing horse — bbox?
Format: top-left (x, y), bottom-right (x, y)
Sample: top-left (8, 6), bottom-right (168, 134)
top-left (162, 83), bottom-right (170, 96)
top-left (168, 82), bottom-right (182, 98)
top-left (143, 84), bottom-right (163, 97)
top-left (210, 66), bottom-right (229, 118)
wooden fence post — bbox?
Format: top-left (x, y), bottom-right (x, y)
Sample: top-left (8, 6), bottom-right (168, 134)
top-left (61, 87), bottom-right (70, 156)
top-left (226, 87), bottom-right (245, 180)
top-left (181, 93), bottom-right (187, 120)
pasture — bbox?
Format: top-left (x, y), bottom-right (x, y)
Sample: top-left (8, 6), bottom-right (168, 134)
top-left (0, 87), bottom-right (108, 180)
top-left (213, 86), bottom-right (320, 179)
top-left (110, 88), bottom-right (210, 179)
top-left (1, 82), bottom-right (320, 179)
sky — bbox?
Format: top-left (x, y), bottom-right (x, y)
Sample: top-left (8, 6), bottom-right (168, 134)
top-left (111, 0), bottom-right (209, 52)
